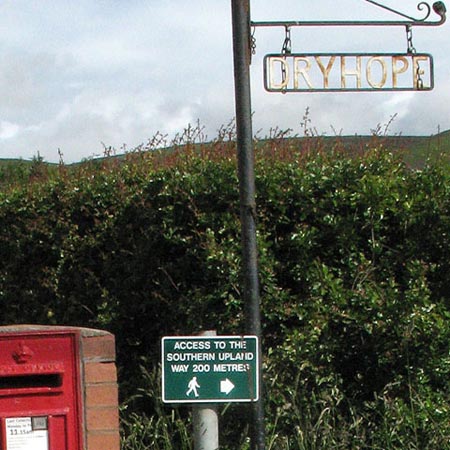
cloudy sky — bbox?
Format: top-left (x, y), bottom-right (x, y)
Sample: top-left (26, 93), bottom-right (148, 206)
top-left (0, 0), bottom-right (448, 163)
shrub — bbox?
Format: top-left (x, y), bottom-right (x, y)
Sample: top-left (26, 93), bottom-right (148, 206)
top-left (0, 134), bottom-right (449, 448)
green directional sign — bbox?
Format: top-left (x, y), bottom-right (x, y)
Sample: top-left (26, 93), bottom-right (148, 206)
top-left (162, 335), bottom-right (259, 403)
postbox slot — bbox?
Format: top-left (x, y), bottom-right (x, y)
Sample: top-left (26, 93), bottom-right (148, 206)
top-left (0, 373), bottom-right (62, 390)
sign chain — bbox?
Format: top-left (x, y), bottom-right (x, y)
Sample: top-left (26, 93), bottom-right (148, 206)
top-left (406, 25), bottom-right (416, 53)
top-left (280, 26), bottom-right (292, 93)
top-left (281, 26), bottom-right (292, 55)
top-left (251, 26), bottom-right (257, 56)
top-left (406, 25), bottom-right (424, 89)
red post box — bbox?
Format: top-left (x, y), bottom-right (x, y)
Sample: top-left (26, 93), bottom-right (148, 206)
top-left (0, 325), bottom-right (120, 450)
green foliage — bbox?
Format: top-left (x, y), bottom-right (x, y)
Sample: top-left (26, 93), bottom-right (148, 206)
top-left (0, 132), bottom-right (449, 448)
top-left (121, 365), bottom-right (193, 450)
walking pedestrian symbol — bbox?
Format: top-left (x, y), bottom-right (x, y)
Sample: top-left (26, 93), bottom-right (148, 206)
top-left (186, 376), bottom-right (200, 397)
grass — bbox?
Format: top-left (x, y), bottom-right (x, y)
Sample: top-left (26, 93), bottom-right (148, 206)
top-left (120, 366), bottom-right (450, 450)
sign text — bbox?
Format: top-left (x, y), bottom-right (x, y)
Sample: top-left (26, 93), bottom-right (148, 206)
top-left (264, 53), bottom-right (433, 92)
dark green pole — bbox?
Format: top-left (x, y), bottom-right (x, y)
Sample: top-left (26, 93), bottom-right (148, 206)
top-left (231, 1), bottom-right (265, 449)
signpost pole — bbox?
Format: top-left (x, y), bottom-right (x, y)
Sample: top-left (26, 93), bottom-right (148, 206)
top-left (231, 1), bottom-right (265, 449)
top-left (193, 404), bottom-right (219, 450)
top-left (192, 331), bottom-right (219, 450)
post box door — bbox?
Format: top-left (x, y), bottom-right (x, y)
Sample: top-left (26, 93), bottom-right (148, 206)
top-left (0, 331), bottom-right (82, 450)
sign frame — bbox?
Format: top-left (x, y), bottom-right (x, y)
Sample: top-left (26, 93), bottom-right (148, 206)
top-left (264, 52), bottom-right (434, 93)
top-left (161, 335), bottom-right (259, 404)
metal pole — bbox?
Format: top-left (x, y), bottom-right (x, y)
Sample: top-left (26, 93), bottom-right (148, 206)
top-left (193, 331), bottom-right (219, 450)
top-left (193, 404), bottom-right (219, 450)
top-left (231, 1), bottom-right (265, 449)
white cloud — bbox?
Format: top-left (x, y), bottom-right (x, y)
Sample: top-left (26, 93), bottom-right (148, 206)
top-left (0, 0), bottom-right (448, 162)
top-left (0, 121), bottom-right (20, 139)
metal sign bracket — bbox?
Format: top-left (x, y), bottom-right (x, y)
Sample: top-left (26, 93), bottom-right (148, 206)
top-left (250, 1), bottom-right (446, 93)
top-left (251, 1), bottom-right (447, 32)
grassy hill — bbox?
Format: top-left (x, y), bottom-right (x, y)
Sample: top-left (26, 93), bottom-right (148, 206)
top-left (1, 130), bottom-right (449, 188)
top-left (283, 130), bottom-right (450, 168)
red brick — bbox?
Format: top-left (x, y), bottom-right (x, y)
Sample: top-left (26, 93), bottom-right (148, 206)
top-left (85, 361), bottom-right (117, 383)
top-left (82, 334), bottom-right (116, 360)
top-left (86, 406), bottom-right (119, 431)
top-left (85, 383), bottom-right (118, 407)
top-left (87, 431), bottom-right (121, 450)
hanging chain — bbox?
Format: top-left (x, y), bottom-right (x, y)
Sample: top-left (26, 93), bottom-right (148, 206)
top-left (406, 25), bottom-right (416, 53)
top-left (282, 26), bottom-right (292, 55)
top-left (280, 26), bottom-right (292, 93)
top-left (251, 26), bottom-right (257, 56)
top-left (406, 25), bottom-right (424, 89)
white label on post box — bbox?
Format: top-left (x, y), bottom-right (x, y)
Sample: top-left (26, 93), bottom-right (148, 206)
top-left (5, 417), bottom-right (48, 450)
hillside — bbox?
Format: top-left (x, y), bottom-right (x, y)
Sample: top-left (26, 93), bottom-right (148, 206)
top-left (1, 129), bottom-right (449, 170)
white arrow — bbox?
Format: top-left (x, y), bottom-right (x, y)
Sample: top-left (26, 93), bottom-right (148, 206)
top-left (220, 378), bottom-right (235, 395)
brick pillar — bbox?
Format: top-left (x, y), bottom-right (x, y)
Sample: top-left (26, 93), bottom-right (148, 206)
top-left (80, 329), bottom-right (120, 450)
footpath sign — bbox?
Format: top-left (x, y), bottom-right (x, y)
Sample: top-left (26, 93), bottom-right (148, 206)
top-left (162, 335), bottom-right (259, 403)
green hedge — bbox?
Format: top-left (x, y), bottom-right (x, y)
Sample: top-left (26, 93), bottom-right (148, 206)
top-left (0, 141), bottom-right (449, 448)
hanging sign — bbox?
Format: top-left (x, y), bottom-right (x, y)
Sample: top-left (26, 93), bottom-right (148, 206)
top-left (264, 53), bottom-right (434, 92)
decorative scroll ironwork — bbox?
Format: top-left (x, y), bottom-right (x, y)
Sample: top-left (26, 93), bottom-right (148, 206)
top-left (365, 0), bottom-right (434, 22)
top-left (252, 1), bottom-right (447, 29)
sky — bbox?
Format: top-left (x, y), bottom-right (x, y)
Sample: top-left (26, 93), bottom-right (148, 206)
top-left (0, 0), bottom-right (448, 163)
